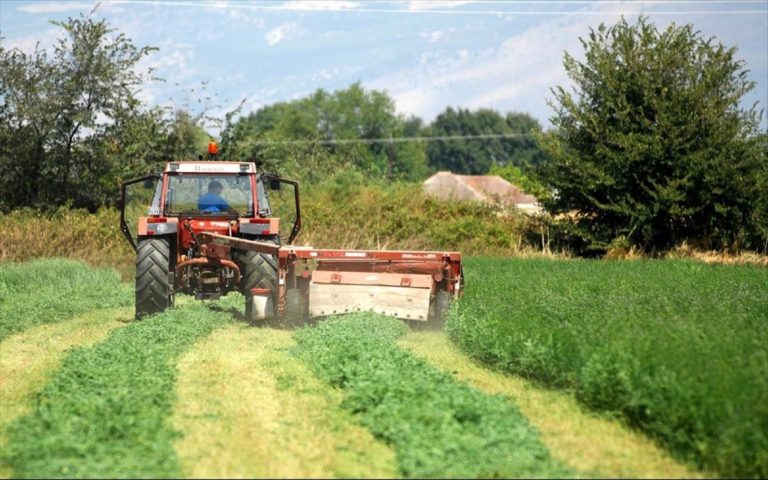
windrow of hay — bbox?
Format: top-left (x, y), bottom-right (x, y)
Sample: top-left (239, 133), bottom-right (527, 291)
top-left (400, 331), bottom-right (706, 479)
top-left (0, 307), bottom-right (131, 478)
top-left (3, 301), bottom-right (229, 478)
top-left (292, 314), bottom-right (570, 478)
top-left (173, 324), bottom-right (397, 478)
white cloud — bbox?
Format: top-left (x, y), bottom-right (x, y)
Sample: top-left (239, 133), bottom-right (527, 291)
top-left (368, 6), bottom-right (627, 123)
top-left (407, 1), bottom-right (474, 12)
top-left (16, 1), bottom-right (96, 14)
top-left (265, 22), bottom-right (303, 46)
top-left (279, 1), bottom-right (360, 11)
top-left (420, 30), bottom-right (444, 43)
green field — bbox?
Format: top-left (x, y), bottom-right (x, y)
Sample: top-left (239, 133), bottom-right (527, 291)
top-left (448, 257), bottom-right (768, 477)
top-left (1, 258), bottom-right (765, 478)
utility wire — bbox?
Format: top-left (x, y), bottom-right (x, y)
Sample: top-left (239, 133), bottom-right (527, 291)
top-left (251, 133), bottom-right (538, 146)
top-left (110, 0), bottom-right (767, 15)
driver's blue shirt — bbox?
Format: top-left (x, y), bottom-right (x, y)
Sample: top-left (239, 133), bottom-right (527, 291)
top-left (198, 193), bottom-right (230, 212)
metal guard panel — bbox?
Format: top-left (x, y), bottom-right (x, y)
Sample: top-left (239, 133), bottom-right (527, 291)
top-left (311, 271), bottom-right (433, 288)
top-left (309, 283), bottom-right (432, 321)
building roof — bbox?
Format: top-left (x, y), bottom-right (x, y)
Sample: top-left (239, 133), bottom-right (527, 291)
top-left (423, 171), bottom-right (540, 207)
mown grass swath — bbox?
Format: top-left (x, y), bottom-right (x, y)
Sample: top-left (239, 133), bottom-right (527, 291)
top-left (292, 314), bottom-right (569, 478)
top-left (448, 257), bottom-right (768, 478)
top-left (3, 301), bottom-right (230, 479)
top-left (0, 259), bottom-right (132, 341)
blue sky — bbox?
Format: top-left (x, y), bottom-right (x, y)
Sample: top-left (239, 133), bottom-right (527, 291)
top-left (1, 0), bottom-right (766, 135)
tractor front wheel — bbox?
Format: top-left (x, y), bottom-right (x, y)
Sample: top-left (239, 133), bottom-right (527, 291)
top-left (135, 236), bottom-right (174, 319)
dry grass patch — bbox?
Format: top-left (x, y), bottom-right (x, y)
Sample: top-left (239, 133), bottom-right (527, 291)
top-left (173, 323), bottom-right (397, 479)
top-left (399, 331), bottom-right (708, 479)
top-left (0, 307), bottom-right (131, 477)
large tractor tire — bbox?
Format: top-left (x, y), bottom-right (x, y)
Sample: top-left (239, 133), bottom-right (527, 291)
top-left (135, 236), bottom-right (173, 319)
top-left (235, 237), bottom-right (279, 322)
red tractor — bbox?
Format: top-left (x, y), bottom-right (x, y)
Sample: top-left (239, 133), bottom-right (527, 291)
top-left (120, 160), bottom-right (463, 325)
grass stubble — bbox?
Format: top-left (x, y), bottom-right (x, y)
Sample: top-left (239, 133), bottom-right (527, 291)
top-left (2, 300), bottom-right (228, 479)
top-left (400, 331), bottom-right (707, 478)
top-left (0, 307), bottom-right (131, 478)
top-left (172, 323), bottom-right (397, 478)
top-left (292, 313), bottom-right (571, 479)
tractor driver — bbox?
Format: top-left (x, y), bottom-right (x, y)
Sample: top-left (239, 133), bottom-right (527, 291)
top-left (198, 180), bottom-right (236, 214)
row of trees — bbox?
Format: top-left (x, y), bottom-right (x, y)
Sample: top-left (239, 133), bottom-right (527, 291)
top-left (1, 14), bottom-right (765, 252)
top-left (0, 14), bottom-right (545, 210)
top-left (218, 84), bottom-right (545, 182)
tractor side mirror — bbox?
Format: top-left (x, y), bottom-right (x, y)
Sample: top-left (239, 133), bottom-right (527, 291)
top-left (143, 179), bottom-right (154, 189)
top-left (267, 173), bottom-right (281, 191)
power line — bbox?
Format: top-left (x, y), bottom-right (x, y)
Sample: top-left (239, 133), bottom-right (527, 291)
top-left (251, 133), bottom-right (538, 146)
top-left (110, 0), bottom-right (768, 15)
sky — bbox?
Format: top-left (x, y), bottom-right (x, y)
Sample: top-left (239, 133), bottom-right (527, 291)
top-left (1, 0), bottom-right (766, 135)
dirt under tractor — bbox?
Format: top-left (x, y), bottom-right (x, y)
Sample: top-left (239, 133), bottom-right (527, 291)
top-left (119, 159), bottom-right (463, 326)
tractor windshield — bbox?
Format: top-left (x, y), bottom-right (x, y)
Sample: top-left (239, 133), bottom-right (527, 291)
top-left (165, 174), bottom-right (254, 216)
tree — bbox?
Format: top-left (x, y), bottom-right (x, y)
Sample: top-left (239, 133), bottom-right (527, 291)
top-left (0, 14), bottom-right (156, 210)
top-left (220, 83), bottom-right (429, 182)
top-left (426, 108), bottom-right (546, 174)
top-left (537, 16), bottom-right (766, 252)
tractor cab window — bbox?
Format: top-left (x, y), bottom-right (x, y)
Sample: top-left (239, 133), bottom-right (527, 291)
top-left (165, 174), bottom-right (253, 216)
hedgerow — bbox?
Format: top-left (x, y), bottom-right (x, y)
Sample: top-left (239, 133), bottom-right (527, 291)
top-left (3, 301), bottom-right (230, 478)
top-left (447, 257), bottom-right (768, 478)
top-left (0, 259), bottom-right (132, 341)
top-left (292, 314), bottom-right (570, 478)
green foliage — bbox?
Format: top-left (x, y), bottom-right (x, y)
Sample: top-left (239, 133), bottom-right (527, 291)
top-left (0, 16), bottom-right (216, 213)
top-left (0, 14), bottom-right (157, 211)
top-left (0, 259), bottom-right (132, 341)
top-left (447, 257), bottom-right (768, 477)
top-left (3, 300), bottom-right (230, 478)
top-left (427, 108), bottom-right (546, 174)
top-left (0, 208), bottom-right (136, 280)
top-left (490, 162), bottom-right (550, 202)
top-left (220, 83), bottom-right (429, 183)
top-left (292, 314), bottom-right (569, 478)
top-left (538, 16), bottom-right (766, 253)
top-left (299, 177), bottom-right (540, 254)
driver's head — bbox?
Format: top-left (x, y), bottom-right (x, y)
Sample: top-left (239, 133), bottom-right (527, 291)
top-left (208, 180), bottom-right (223, 195)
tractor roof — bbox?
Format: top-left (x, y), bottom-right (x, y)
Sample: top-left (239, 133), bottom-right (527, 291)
top-left (164, 162), bottom-right (257, 174)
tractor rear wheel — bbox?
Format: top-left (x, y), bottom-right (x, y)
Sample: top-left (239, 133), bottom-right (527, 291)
top-left (135, 236), bottom-right (173, 319)
top-left (235, 237), bottom-right (279, 321)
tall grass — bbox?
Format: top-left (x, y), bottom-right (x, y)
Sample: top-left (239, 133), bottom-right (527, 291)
top-left (0, 184), bottom-right (547, 282)
top-left (0, 208), bottom-right (135, 280)
top-left (3, 300), bottom-right (230, 478)
top-left (292, 313), bottom-right (570, 478)
top-left (447, 258), bottom-right (768, 478)
top-left (0, 259), bottom-right (132, 341)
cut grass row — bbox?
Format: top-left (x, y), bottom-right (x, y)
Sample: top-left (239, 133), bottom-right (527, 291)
top-left (447, 257), bottom-right (768, 478)
top-left (173, 324), bottom-right (397, 478)
top-left (400, 331), bottom-right (704, 478)
top-left (0, 307), bottom-right (132, 478)
top-left (0, 259), bottom-right (132, 341)
top-left (2, 300), bottom-right (230, 478)
top-left (292, 313), bottom-right (570, 478)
